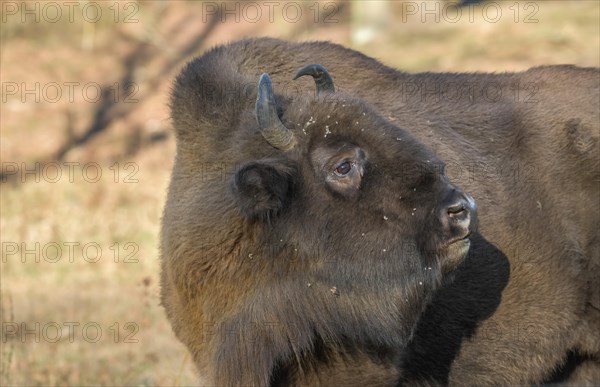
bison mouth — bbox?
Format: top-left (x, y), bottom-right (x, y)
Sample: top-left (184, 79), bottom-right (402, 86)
top-left (423, 225), bottom-right (476, 277)
top-left (437, 230), bottom-right (475, 276)
top-left (447, 230), bottom-right (473, 249)
top-left (447, 236), bottom-right (471, 258)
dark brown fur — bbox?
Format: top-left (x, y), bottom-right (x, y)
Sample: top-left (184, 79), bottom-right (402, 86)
top-left (161, 38), bottom-right (599, 385)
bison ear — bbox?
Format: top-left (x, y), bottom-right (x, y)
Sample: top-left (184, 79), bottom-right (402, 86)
top-left (231, 160), bottom-right (297, 221)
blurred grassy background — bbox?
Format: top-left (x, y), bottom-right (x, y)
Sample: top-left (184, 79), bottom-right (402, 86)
top-left (1, 1), bottom-right (598, 385)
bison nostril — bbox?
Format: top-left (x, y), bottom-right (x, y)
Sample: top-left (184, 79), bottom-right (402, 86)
top-left (440, 189), bottom-right (477, 235)
top-left (448, 204), bottom-right (465, 216)
top-left (447, 202), bottom-right (467, 217)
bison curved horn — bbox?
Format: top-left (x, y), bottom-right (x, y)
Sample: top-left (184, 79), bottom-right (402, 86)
top-left (293, 64), bottom-right (335, 94)
top-left (255, 73), bottom-right (296, 151)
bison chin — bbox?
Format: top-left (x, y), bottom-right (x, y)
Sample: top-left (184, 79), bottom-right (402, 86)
top-left (432, 232), bottom-right (476, 277)
top-left (437, 239), bottom-right (472, 278)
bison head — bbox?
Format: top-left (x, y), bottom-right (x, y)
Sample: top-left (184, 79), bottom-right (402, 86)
top-left (233, 65), bottom-right (476, 277)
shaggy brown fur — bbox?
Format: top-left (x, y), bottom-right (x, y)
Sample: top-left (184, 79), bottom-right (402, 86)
top-left (161, 38), bottom-right (599, 385)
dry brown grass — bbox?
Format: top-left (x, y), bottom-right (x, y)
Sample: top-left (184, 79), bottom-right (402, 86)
top-left (1, 1), bottom-right (598, 385)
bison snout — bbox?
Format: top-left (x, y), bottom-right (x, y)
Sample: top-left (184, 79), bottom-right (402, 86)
top-left (440, 189), bottom-right (478, 242)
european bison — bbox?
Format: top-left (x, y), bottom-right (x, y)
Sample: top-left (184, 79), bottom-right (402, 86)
top-left (161, 38), bottom-right (599, 385)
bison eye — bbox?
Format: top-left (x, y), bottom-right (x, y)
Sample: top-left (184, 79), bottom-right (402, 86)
top-left (334, 161), bottom-right (353, 176)
top-left (312, 144), bottom-right (366, 199)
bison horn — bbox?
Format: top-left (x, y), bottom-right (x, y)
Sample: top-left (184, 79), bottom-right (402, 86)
top-left (293, 64), bottom-right (335, 94)
top-left (255, 73), bottom-right (296, 151)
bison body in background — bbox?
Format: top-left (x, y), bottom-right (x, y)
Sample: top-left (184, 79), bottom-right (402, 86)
top-left (161, 38), bottom-right (599, 385)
